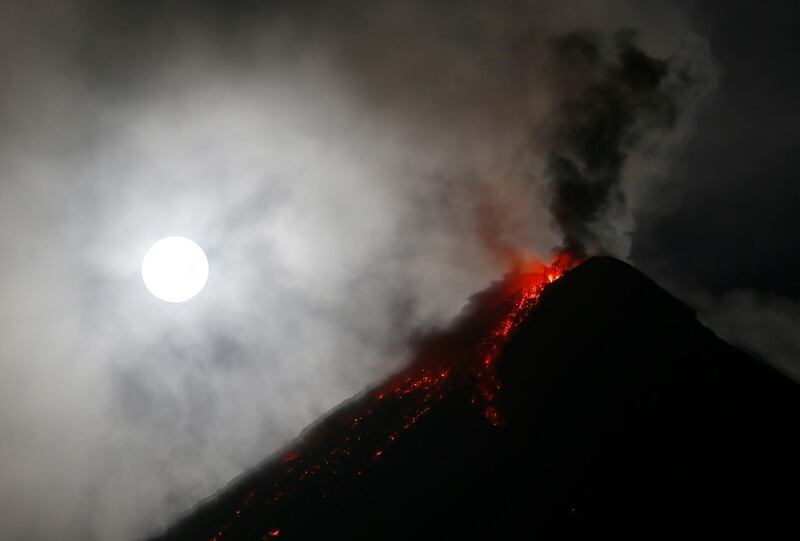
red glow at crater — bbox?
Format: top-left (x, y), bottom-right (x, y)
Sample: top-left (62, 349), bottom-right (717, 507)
top-left (205, 254), bottom-right (579, 541)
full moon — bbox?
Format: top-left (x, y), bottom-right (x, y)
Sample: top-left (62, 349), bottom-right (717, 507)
top-left (142, 237), bottom-right (209, 303)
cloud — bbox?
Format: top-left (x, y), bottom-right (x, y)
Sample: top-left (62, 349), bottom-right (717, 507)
top-left (700, 291), bottom-right (800, 382)
top-left (0, 1), bottom-right (712, 539)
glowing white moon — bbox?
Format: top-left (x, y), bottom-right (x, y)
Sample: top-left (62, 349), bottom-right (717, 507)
top-left (142, 237), bottom-right (209, 303)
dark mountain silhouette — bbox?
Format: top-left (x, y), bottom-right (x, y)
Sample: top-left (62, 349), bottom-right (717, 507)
top-left (148, 257), bottom-right (800, 540)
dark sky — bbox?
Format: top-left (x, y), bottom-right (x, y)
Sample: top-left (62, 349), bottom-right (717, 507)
top-left (0, 2), bottom-right (797, 540)
top-left (634, 0), bottom-right (800, 300)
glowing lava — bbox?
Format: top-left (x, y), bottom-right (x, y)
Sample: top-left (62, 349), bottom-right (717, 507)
top-left (471, 253), bottom-right (577, 426)
top-left (205, 254), bottom-right (578, 541)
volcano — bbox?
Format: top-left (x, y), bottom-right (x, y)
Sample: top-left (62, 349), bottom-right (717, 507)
top-left (148, 257), bottom-right (800, 540)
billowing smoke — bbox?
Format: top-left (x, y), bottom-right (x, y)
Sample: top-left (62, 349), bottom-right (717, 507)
top-left (0, 1), bottom-right (713, 540)
top-left (545, 30), bottom-right (707, 257)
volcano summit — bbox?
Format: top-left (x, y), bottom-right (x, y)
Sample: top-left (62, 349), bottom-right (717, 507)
top-left (149, 257), bottom-right (800, 540)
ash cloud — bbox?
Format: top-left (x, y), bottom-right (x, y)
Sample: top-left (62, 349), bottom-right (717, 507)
top-left (545, 30), bottom-right (706, 257)
top-left (0, 1), bottom-right (713, 540)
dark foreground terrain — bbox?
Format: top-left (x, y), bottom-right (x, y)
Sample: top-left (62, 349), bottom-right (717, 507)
top-left (150, 257), bottom-right (800, 540)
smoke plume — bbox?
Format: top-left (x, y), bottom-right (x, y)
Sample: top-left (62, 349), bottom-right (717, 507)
top-left (545, 30), bottom-right (707, 257)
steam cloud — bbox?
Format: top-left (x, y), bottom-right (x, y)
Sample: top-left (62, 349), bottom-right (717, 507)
top-left (0, 1), bottom-right (712, 540)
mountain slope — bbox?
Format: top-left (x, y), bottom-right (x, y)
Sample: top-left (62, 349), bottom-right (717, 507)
top-left (149, 257), bottom-right (800, 540)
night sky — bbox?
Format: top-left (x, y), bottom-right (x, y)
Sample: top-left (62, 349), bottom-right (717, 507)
top-left (0, 1), bottom-right (797, 540)
top-left (636, 1), bottom-right (800, 300)
top-left (632, 0), bottom-right (800, 381)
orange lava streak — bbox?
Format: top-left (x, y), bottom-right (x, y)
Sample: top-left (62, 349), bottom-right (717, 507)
top-left (471, 253), bottom-right (576, 425)
top-left (205, 254), bottom-right (579, 541)
top-left (207, 492), bottom-right (256, 541)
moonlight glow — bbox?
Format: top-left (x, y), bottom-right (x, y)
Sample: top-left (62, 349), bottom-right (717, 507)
top-left (142, 237), bottom-right (209, 303)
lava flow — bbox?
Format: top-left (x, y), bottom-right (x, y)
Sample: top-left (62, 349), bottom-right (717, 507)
top-left (470, 252), bottom-right (577, 426)
top-left (205, 254), bottom-right (578, 541)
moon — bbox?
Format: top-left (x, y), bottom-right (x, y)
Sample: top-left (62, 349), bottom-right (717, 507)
top-left (142, 237), bottom-right (209, 303)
